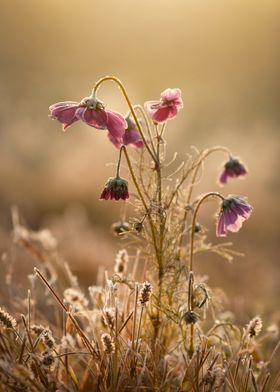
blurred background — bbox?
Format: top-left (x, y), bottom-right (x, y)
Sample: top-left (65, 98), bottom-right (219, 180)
top-left (0, 0), bottom-right (279, 320)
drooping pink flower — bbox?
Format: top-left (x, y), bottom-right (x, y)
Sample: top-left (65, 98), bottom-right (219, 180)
top-left (100, 177), bottom-right (129, 201)
top-left (107, 117), bottom-right (144, 149)
top-left (49, 96), bottom-right (127, 138)
top-left (49, 101), bottom-right (81, 130)
top-left (219, 158), bottom-right (248, 185)
top-left (216, 196), bottom-right (252, 237)
top-left (144, 88), bottom-right (183, 123)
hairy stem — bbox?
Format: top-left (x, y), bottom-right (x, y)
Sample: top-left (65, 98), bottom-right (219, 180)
top-left (123, 147), bottom-right (160, 264)
top-left (93, 76), bottom-right (157, 162)
top-left (177, 146), bottom-right (231, 260)
top-left (188, 192), bottom-right (224, 357)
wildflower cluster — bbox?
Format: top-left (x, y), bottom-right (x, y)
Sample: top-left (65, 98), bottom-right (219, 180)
top-left (0, 75), bottom-right (270, 392)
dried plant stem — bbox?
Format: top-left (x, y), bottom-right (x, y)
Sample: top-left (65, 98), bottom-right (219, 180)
top-left (34, 267), bottom-right (98, 358)
top-left (131, 284), bottom-right (139, 352)
top-left (135, 306), bottom-right (144, 351)
top-left (93, 75), bottom-right (157, 162)
top-left (113, 299), bottom-right (118, 390)
top-left (244, 357), bottom-right (252, 392)
top-left (27, 289), bottom-right (31, 331)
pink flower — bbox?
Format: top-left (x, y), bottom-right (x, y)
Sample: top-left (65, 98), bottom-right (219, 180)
top-left (49, 101), bottom-right (80, 130)
top-left (219, 157), bottom-right (247, 185)
top-left (145, 88), bottom-right (183, 123)
top-left (216, 196), bottom-right (252, 237)
top-left (100, 177), bottom-right (129, 201)
top-left (49, 96), bottom-right (127, 138)
top-left (107, 117), bottom-right (144, 149)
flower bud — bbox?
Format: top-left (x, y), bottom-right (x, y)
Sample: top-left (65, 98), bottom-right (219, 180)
top-left (100, 177), bottom-right (129, 201)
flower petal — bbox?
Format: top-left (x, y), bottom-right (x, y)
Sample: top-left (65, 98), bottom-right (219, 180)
top-left (107, 132), bottom-right (123, 149)
top-left (106, 110), bottom-right (126, 137)
top-left (123, 129), bottom-right (143, 148)
top-left (76, 107), bottom-right (108, 129)
top-left (49, 102), bottom-right (80, 130)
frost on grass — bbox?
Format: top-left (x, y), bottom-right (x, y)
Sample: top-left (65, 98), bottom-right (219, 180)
top-left (0, 76), bottom-right (278, 391)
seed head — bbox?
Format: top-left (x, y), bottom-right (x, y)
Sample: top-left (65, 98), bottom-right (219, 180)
top-left (31, 324), bottom-right (45, 336)
top-left (102, 308), bottom-right (115, 330)
top-left (41, 351), bottom-right (55, 368)
top-left (63, 288), bottom-right (89, 309)
top-left (203, 367), bottom-right (225, 390)
top-left (246, 316), bottom-right (262, 338)
top-left (182, 311), bottom-right (199, 325)
top-left (139, 281), bottom-right (153, 306)
top-left (0, 307), bottom-right (17, 329)
top-left (41, 328), bottom-right (56, 349)
top-left (101, 333), bottom-right (115, 354)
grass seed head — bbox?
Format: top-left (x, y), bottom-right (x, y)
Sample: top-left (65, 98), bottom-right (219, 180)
top-left (41, 350), bottom-right (55, 368)
top-left (0, 307), bottom-right (17, 329)
top-left (101, 333), bottom-right (115, 354)
top-left (102, 308), bottom-right (115, 329)
top-left (247, 316), bottom-right (263, 338)
top-left (42, 328), bottom-right (56, 349)
top-left (139, 281), bottom-right (153, 306)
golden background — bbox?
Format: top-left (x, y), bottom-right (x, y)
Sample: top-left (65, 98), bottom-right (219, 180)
top-left (0, 0), bottom-right (279, 318)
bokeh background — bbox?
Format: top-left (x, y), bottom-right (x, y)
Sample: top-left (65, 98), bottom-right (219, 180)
top-left (0, 0), bottom-right (279, 320)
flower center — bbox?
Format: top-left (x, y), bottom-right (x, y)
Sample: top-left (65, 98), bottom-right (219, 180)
top-left (80, 96), bottom-right (105, 110)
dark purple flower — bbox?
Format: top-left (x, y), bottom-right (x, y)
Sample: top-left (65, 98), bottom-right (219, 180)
top-left (49, 96), bottom-right (127, 138)
top-left (107, 117), bottom-right (144, 149)
top-left (216, 196), bottom-right (252, 237)
top-left (219, 158), bottom-right (247, 185)
top-left (100, 177), bottom-right (129, 201)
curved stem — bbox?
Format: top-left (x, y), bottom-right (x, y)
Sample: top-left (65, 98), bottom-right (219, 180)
top-left (189, 192), bottom-right (224, 272)
top-left (187, 191), bottom-right (224, 357)
top-left (93, 76), bottom-right (157, 162)
top-left (133, 104), bottom-right (157, 156)
top-left (187, 146), bottom-right (230, 205)
top-left (177, 146), bottom-right (231, 259)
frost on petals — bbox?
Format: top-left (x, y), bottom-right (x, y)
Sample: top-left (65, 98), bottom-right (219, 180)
top-left (145, 88), bottom-right (183, 123)
top-left (49, 95), bottom-right (127, 138)
top-left (49, 102), bottom-right (80, 130)
top-left (216, 196), bottom-right (252, 237)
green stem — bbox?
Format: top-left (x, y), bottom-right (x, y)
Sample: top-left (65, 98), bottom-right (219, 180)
top-left (123, 147), bottom-right (159, 262)
top-left (133, 104), bottom-right (157, 156)
top-left (93, 76), bottom-right (157, 162)
top-left (177, 146), bottom-right (231, 260)
top-left (187, 192), bottom-right (224, 357)
top-left (116, 146), bottom-right (124, 178)
top-left (153, 123), bottom-right (165, 343)
top-left (189, 192), bottom-right (224, 272)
